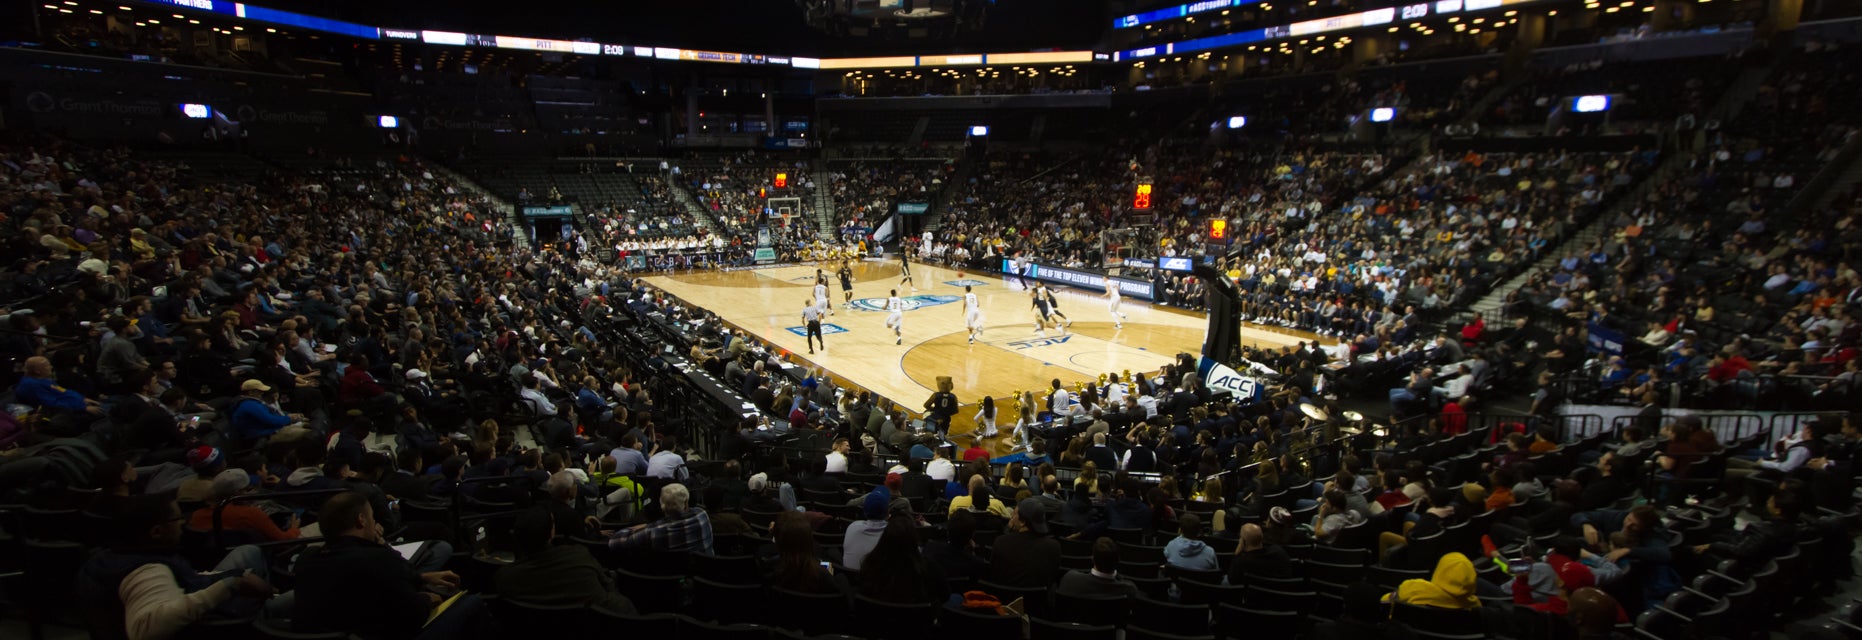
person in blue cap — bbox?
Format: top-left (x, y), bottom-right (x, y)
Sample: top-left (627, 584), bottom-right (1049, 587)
top-left (842, 487), bottom-right (892, 570)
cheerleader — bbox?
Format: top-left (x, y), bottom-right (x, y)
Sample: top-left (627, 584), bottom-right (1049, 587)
top-left (974, 395), bottom-right (999, 437)
top-left (1010, 389), bottom-right (1038, 452)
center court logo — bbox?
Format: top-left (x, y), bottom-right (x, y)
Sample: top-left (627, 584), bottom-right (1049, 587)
top-left (784, 324), bottom-right (849, 337)
top-left (1005, 335), bottom-right (1072, 350)
top-left (849, 295), bottom-right (960, 312)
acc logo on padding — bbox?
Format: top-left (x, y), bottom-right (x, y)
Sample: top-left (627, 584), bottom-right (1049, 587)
top-left (849, 295), bottom-right (961, 312)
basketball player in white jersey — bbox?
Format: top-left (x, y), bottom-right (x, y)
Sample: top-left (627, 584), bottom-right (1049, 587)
top-left (963, 285), bottom-right (984, 344)
top-left (1106, 280), bottom-right (1129, 329)
top-left (885, 289), bottom-right (905, 345)
top-left (814, 276), bottom-right (833, 317)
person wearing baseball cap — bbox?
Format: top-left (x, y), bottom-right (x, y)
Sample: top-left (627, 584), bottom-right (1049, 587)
top-left (988, 497), bottom-right (1062, 588)
top-left (1514, 552), bottom-right (1620, 620)
top-left (230, 379), bottom-right (308, 448)
top-left (841, 487), bottom-right (892, 570)
top-left (175, 446), bottom-right (227, 503)
top-left (188, 468), bottom-right (300, 541)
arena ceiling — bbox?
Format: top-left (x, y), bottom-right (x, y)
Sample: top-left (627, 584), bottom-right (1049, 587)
top-left (255, 0), bottom-right (1112, 56)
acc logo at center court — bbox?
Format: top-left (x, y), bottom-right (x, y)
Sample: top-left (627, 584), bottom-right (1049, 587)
top-left (849, 295), bottom-right (961, 312)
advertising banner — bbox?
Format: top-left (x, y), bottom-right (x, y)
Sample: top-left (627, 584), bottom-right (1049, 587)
top-left (1001, 260), bottom-right (1155, 300)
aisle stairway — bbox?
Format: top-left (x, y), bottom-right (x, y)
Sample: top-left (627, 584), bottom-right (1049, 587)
top-left (919, 155), bottom-right (977, 240)
top-left (1463, 58), bottom-right (1779, 320)
top-left (426, 160), bottom-right (526, 246)
top-left (664, 175), bottom-right (731, 239)
top-left (813, 186), bottom-right (837, 241)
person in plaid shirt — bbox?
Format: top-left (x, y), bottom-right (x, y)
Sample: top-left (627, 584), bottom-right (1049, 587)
top-left (605, 483), bottom-right (713, 554)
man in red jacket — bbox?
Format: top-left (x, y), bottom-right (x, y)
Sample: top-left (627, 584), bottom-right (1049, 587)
top-left (338, 355), bottom-right (396, 410)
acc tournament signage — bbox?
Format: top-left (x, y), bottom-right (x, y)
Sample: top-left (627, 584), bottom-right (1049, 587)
top-left (1586, 321), bottom-right (1626, 356)
top-left (1197, 357), bottom-right (1266, 403)
top-left (1002, 260), bottom-right (1155, 301)
top-left (522, 206), bottom-right (574, 218)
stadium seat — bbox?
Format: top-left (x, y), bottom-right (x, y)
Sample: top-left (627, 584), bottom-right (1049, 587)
top-left (1301, 559), bottom-right (1364, 591)
top-left (586, 610), bottom-right (680, 636)
top-left (1029, 617), bottom-right (1116, 640)
top-left (1390, 602), bottom-right (1483, 636)
top-left (251, 619), bottom-right (352, 640)
top-left (1213, 604), bottom-right (1303, 640)
top-left (613, 567), bottom-right (685, 613)
top-left (1176, 579), bottom-right (1247, 606)
top-left (1129, 595), bottom-right (1210, 636)
top-left (1367, 565), bottom-right (1432, 591)
top-left (678, 616), bottom-right (776, 639)
top-left (769, 587), bottom-right (851, 635)
top-left (938, 606), bottom-right (1023, 636)
top-left (977, 579), bottom-right (1051, 617)
top-left (851, 595), bottom-right (938, 640)
top-left (691, 552), bottom-right (761, 584)
top-left (1164, 564), bottom-right (1225, 585)
top-left (1048, 591), bottom-right (1129, 627)
top-left (485, 595), bottom-right (583, 635)
top-left (1125, 626), bottom-right (1215, 640)
top-left (1242, 584), bottom-right (1315, 614)
top-left (691, 577), bottom-right (765, 624)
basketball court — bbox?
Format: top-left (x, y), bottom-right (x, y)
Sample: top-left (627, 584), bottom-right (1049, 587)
top-left (643, 260), bottom-right (1313, 447)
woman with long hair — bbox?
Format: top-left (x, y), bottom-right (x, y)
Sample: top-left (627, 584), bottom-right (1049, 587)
top-left (1060, 436), bottom-right (1088, 467)
top-left (1196, 476), bottom-right (1227, 505)
top-left (974, 396), bottom-right (998, 438)
top-left (1074, 461), bottom-right (1100, 495)
top-left (769, 511), bottom-right (843, 594)
top-left (475, 419), bottom-right (500, 446)
top-left (1011, 390), bottom-right (1038, 451)
top-left (1156, 476), bottom-right (1181, 502)
top-left (858, 516), bottom-right (946, 604)
top-left (1003, 461), bottom-right (1027, 492)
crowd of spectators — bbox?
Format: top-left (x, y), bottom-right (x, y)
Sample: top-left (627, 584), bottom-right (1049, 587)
top-left (823, 160), bottom-right (952, 243)
top-left (1501, 42), bottom-right (1862, 414)
top-left (6, 38), bottom-right (1862, 640)
top-left (1482, 55), bottom-right (1735, 133)
top-left (922, 142), bottom-right (1647, 363)
top-left (0, 132), bottom-right (779, 637)
top-left (679, 152), bottom-right (824, 260)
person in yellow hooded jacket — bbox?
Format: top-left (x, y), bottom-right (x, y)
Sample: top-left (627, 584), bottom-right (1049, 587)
top-left (1385, 552), bottom-right (1480, 609)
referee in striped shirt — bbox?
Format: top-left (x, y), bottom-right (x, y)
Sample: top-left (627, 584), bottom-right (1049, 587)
top-left (802, 298), bottom-right (825, 354)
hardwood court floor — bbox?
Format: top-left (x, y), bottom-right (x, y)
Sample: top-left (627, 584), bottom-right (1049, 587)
top-left (644, 260), bottom-right (1311, 450)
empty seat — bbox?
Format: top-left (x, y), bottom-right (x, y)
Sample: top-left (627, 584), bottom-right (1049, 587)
top-left (851, 594), bottom-right (938, 640)
top-left (1214, 604), bottom-right (1303, 640)
top-left (613, 568), bottom-right (684, 614)
top-left (486, 596), bottom-right (584, 635)
top-left (769, 587), bottom-right (850, 635)
top-left (1390, 602), bottom-right (1483, 636)
top-left (1130, 595), bottom-right (1210, 636)
top-left (691, 577), bottom-right (764, 624)
top-left (938, 605), bottom-right (1023, 636)
top-left (1029, 617), bottom-right (1117, 640)
top-left (1048, 591), bottom-right (1130, 627)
